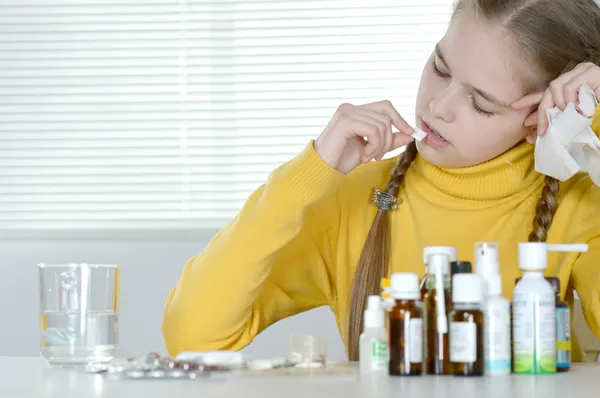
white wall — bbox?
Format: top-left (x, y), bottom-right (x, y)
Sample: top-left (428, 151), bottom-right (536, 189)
top-left (0, 238), bottom-right (346, 361)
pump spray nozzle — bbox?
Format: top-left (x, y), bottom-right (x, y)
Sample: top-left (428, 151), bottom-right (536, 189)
top-left (518, 242), bottom-right (588, 271)
top-left (421, 246), bottom-right (457, 292)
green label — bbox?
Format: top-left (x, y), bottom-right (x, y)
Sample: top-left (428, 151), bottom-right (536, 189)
top-left (371, 340), bottom-right (388, 362)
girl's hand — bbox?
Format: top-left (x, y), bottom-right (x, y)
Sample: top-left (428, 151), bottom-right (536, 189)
top-left (511, 62), bottom-right (600, 143)
top-left (314, 100), bottom-right (415, 174)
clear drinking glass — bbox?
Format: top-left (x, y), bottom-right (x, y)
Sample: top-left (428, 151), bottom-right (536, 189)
top-left (289, 334), bottom-right (327, 366)
top-left (38, 263), bottom-right (120, 367)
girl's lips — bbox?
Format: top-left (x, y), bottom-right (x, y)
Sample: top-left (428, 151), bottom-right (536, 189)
top-left (420, 121), bottom-right (450, 148)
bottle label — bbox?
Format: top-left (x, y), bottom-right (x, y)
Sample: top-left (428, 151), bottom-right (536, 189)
top-left (484, 301), bottom-right (511, 373)
top-left (556, 307), bottom-right (571, 368)
top-left (409, 318), bottom-right (423, 363)
top-left (371, 339), bottom-right (388, 370)
top-left (422, 308), bottom-right (429, 361)
top-left (450, 322), bottom-right (476, 363)
top-left (512, 292), bottom-right (556, 374)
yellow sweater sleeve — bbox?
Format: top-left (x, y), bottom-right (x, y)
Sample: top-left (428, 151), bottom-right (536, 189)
top-left (161, 141), bottom-right (346, 356)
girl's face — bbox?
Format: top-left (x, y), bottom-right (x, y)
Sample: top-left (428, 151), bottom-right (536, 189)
top-left (415, 9), bottom-right (536, 168)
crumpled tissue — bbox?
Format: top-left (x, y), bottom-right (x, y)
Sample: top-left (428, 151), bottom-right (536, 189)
top-left (534, 84), bottom-right (600, 186)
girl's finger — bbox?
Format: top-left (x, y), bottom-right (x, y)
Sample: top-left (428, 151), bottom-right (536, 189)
top-left (354, 107), bottom-right (393, 160)
top-left (345, 118), bottom-right (382, 160)
top-left (391, 130), bottom-right (415, 151)
top-left (549, 80), bottom-right (567, 111)
top-left (348, 111), bottom-right (387, 160)
top-left (512, 65), bottom-right (584, 110)
top-left (546, 66), bottom-right (584, 110)
top-left (563, 75), bottom-right (582, 109)
top-left (536, 88), bottom-right (555, 136)
top-left (523, 112), bottom-right (538, 127)
top-left (561, 65), bottom-right (600, 111)
top-left (511, 92), bottom-right (544, 110)
top-left (359, 100), bottom-right (414, 135)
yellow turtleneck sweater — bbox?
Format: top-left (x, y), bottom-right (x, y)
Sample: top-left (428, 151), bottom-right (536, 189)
top-left (162, 110), bottom-right (600, 361)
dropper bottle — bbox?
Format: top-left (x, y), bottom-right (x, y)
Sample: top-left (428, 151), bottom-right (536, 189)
top-left (359, 296), bottom-right (388, 375)
top-left (423, 252), bottom-right (452, 375)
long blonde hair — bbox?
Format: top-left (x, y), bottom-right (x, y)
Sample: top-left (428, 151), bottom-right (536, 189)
top-left (347, 0), bottom-right (600, 361)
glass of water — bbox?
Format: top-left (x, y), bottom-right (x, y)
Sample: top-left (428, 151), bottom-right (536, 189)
top-left (38, 263), bottom-right (120, 367)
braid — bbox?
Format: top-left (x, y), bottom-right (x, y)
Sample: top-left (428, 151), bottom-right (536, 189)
top-left (528, 176), bottom-right (560, 242)
top-left (387, 141), bottom-right (419, 196)
top-left (346, 141), bottom-right (418, 361)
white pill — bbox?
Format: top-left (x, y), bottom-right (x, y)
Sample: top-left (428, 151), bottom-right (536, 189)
top-left (411, 128), bottom-right (426, 141)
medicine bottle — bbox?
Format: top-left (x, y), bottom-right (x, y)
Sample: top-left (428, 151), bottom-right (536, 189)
top-left (389, 272), bottom-right (423, 376)
top-left (449, 273), bottom-right (484, 376)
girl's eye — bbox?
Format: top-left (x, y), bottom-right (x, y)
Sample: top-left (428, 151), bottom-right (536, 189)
top-left (470, 96), bottom-right (494, 117)
top-left (432, 59), bottom-right (495, 117)
top-left (432, 60), bottom-right (450, 78)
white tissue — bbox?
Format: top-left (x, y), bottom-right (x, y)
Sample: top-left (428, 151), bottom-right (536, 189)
top-left (534, 84), bottom-right (600, 186)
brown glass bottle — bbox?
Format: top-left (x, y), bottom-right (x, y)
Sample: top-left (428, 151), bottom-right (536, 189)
top-left (423, 253), bottom-right (452, 375)
top-left (449, 274), bottom-right (484, 377)
top-left (389, 273), bottom-right (424, 376)
top-left (424, 289), bottom-right (451, 374)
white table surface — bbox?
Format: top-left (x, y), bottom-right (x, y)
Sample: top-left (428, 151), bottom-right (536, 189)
top-left (1, 357), bottom-right (599, 398)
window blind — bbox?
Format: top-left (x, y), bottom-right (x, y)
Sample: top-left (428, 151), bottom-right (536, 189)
top-left (0, 0), bottom-right (454, 235)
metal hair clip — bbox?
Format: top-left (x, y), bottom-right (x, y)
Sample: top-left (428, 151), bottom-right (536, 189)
top-left (372, 188), bottom-right (400, 211)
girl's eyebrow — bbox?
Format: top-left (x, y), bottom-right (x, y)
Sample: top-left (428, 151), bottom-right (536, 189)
top-left (434, 44), bottom-right (511, 109)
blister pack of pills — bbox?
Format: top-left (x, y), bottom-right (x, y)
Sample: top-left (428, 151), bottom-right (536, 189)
top-left (86, 352), bottom-right (231, 380)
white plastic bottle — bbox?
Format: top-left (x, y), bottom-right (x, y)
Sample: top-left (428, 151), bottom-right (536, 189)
top-left (512, 242), bottom-right (588, 374)
top-left (483, 273), bottom-right (511, 375)
top-left (359, 295), bottom-right (388, 375)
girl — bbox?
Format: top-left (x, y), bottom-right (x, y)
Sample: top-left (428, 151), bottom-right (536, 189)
top-left (162, 0), bottom-right (600, 362)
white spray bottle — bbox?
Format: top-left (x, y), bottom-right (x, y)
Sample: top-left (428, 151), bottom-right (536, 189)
top-left (512, 242), bottom-right (588, 374)
top-left (475, 241), bottom-right (499, 293)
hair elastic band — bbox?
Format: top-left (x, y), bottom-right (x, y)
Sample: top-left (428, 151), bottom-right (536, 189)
top-left (372, 188), bottom-right (400, 211)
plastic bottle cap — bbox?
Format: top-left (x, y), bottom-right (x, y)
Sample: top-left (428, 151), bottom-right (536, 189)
top-left (452, 274), bottom-right (483, 304)
top-left (518, 242), bottom-right (549, 271)
top-left (474, 242), bottom-right (499, 276)
top-left (450, 261), bottom-right (472, 277)
top-left (423, 246), bottom-right (457, 264)
top-left (390, 272), bottom-right (420, 300)
top-left (363, 295), bottom-right (384, 329)
top-left (485, 273), bottom-right (502, 296)
top-left (545, 277), bottom-right (560, 295)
